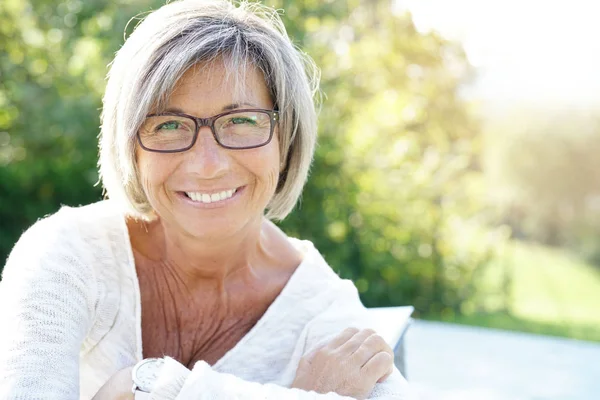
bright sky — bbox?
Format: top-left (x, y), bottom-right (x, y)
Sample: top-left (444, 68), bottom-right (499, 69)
top-left (394, 0), bottom-right (600, 105)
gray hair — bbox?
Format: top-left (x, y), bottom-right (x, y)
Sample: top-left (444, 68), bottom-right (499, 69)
top-left (99, 0), bottom-right (320, 221)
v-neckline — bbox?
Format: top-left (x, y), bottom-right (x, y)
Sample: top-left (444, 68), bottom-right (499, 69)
top-left (119, 214), bottom-right (310, 369)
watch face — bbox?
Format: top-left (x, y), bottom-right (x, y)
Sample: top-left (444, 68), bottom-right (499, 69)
top-left (133, 358), bottom-right (165, 392)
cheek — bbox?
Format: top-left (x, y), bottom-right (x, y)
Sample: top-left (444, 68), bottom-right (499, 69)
top-left (136, 153), bottom-right (170, 196)
top-left (264, 141), bottom-right (281, 192)
top-left (266, 165), bottom-right (280, 194)
top-left (245, 143), bottom-right (280, 198)
top-left (136, 153), bottom-right (151, 187)
top-left (136, 162), bottom-right (154, 200)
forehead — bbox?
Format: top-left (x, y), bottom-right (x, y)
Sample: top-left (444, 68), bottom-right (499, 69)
top-left (166, 60), bottom-right (273, 113)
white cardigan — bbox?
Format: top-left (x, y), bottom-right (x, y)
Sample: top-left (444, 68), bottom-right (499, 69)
top-left (0, 201), bottom-right (411, 399)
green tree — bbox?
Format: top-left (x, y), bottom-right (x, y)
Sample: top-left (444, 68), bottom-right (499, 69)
top-left (272, 0), bottom-right (505, 315)
top-left (0, 0), bottom-right (504, 318)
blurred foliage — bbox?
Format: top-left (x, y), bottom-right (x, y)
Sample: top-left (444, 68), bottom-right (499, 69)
top-left (273, 0), bottom-right (507, 316)
top-left (0, 0), bottom-right (506, 318)
top-left (483, 107), bottom-right (600, 266)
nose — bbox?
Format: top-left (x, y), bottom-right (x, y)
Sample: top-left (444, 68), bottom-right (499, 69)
top-left (183, 126), bottom-right (229, 179)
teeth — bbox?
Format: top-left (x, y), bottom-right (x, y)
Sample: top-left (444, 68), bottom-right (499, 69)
top-left (185, 188), bottom-right (237, 204)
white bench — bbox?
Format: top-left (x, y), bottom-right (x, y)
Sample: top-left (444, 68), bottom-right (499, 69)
top-left (366, 306), bottom-right (414, 377)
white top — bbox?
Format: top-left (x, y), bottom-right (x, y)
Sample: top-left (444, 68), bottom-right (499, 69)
top-left (0, 200), bottom-right (412, 399)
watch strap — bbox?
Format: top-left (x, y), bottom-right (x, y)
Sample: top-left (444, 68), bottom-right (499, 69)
top-left (134, 390), bottom-right (150, 400)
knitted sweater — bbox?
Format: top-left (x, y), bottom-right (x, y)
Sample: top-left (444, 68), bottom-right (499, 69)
top-left (0, 200), bottom-right (411, 399)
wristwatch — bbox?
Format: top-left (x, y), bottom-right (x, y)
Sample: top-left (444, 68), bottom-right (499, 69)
top-left (131, 358), bottom-right (165, 399)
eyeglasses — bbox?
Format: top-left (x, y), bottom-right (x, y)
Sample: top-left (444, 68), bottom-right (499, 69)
top-left (137, 108), bottom-right (279, 153)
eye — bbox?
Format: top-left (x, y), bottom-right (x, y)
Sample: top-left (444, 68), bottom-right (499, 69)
top-left (156, 120), bottom-right (182, 131)
top-left (230, 116), bottom-right (257, 125)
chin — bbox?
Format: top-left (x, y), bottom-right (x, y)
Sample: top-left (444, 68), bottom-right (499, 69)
top-left (176, 211), bottom-right (255, 240)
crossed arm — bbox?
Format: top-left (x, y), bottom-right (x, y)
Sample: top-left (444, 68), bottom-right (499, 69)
top-left (0, 222), bottom-right (411, 399)
top-left (93, 288), bottom-right (412, 399)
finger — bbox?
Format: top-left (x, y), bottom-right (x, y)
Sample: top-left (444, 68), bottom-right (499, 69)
top-left (336, 328), bottom-right (377, 355)
top-left (351, 334), bottom-right (391, 366)
top-left (304, 327), bottom-right (360, 362)
top-left (324, 327), bottom-right (360, 351)
top-left (361, 351), bottom-right (394, 384)
top-left (376, 363), bottom-right (395, 383)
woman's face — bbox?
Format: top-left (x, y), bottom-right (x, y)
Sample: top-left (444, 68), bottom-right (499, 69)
top-left (136, 62), bottom-right (280, 239)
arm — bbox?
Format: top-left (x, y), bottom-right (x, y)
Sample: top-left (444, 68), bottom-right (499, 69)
top-left (98, 330), bottom-right (394, 400)
top-left (139, 282), bottom-right (412, 399)
top-left (0, 216), bottom-right (95, 399)
top-left (149, 357), bottom-right (356, 400)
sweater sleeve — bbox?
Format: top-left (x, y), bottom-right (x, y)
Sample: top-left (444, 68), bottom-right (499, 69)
top-left (147, 280), bottom-right (413, 400)
top-left (149, 357), bottom-right (356, 400)
top-left (0, 213), bottom-right (95, 399)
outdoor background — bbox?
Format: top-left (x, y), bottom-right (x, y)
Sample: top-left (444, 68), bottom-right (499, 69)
top-left (1, 0), bottom-right (599, 343)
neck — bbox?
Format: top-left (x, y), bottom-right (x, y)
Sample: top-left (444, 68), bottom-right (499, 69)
top-left (128, 214), bottom-right (267, 287)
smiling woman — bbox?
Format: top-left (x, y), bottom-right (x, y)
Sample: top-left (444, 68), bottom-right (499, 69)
top-left (0, 1), bottom-right (411, 399)
top-left (133, 62), bottom-right (281, 240)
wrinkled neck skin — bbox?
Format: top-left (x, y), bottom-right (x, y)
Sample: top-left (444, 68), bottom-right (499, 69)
top-left (127, 213), bottom-right (280, 294)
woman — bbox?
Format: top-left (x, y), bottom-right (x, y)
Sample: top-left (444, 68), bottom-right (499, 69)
top-left (0, 0), bottom-right (411, 399)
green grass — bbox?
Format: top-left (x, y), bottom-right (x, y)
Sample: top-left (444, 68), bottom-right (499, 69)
top-left (430, 311), bottom-right (600, 342)
top-left (432, 240), bottom-right (600, 342)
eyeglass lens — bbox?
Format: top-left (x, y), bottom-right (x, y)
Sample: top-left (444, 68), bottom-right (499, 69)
top-left (139, 110), bottom-right (273, 151)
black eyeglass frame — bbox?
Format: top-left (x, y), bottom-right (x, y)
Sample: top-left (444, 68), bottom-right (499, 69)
top-left (137, 108), bottom-right (280, 153)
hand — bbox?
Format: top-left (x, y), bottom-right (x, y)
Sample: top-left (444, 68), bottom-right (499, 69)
top-left (92, 366), bottom-right (135, 400)
top-left (291, 327), bottom-right (395, 399)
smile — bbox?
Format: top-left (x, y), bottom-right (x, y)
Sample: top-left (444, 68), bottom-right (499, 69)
top-left (184, 187), bottom-right (240, 204)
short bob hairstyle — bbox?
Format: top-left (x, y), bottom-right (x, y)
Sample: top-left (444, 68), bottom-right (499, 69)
top-left (99, 0), bottom-right (320, 221)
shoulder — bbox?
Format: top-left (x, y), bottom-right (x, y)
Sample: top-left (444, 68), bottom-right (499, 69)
top-left (262, 220), bottom-right (342, 286)
top-left (10, 199), bottom-right (121, 241)
top-left (260, 224), bottom-right (363, 315)
top-left (3, 199), bottom-right (126, 280)
top-left (18, 199), bottom-right (121, 244)
top-left (0, 202), bottom-right (127, 394)
top-left (2, 200), bottom-right (130, 350)
top-left (288, 237), bottom-right (350, 285)
top-left (279, 237), bottom-right (374, 341)
top-left (282, 236), bottom-right (361, 308)
top-left (42, 199), bottom-right (124, 239)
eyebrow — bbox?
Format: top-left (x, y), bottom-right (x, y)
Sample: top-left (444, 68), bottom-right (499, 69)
top-left (162, 102), bottom-right (259, 114)
top-left (222, 102), bottom-right (259, 111)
